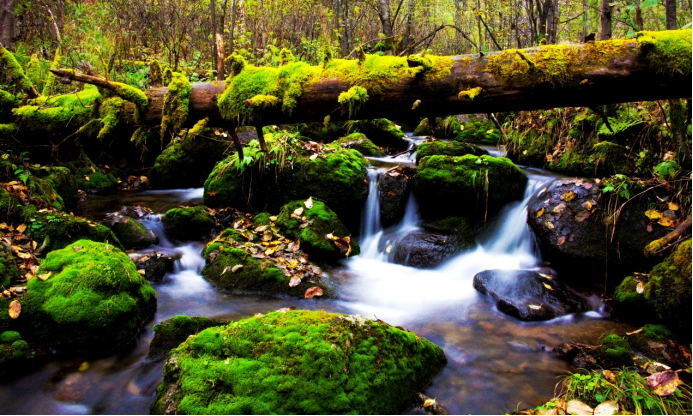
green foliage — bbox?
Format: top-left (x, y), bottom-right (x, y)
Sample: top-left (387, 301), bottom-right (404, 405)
top-left (653, 160), bottom-right (680, 180)
top-left (151, 310), bottom-right (447, 415)
top-left (21, 240), bottom-right (157, 353)
top-left (0, 46), bottom-right (35, 94)
top-left (12, 85), bottom-right (102, 132)
top-left (601, 174), bottom-right (632, 199)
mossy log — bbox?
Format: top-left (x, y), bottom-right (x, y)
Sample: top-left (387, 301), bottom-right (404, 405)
top-left (49, 31), bottom-right (691, 131)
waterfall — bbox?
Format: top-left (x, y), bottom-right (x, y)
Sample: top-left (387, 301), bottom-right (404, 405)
top-left (360, 168), bottom-right (384, 240)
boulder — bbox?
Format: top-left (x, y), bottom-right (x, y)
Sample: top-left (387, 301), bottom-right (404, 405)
top-left (162, 206), bottom-right (215, 241)
top-left (131, 252), bottom-right (176, 282)
top-left (414, 155), bottom-right (527, 218)
top-left (526, 178), bottom-right (669, 280)
top-left (147, 315), bottom-right (227, 361)
top-left (0, 244), bottom-right (19, 289)
top-left (379, 168), bottom-right (412, 227)
top-left (20, 240), bottom-right (157, 353)
top-left (415, 140), bottom-right (488, 163)
top-left (0, 331), bottom-right (35, 376)
top-left (379, 226), bottom-right (475, 269)
top-left (276, 199), bottom-right (359, 260)
top-left (413, 118), bottom-right (433, 136)
top-left (328, 133), bottom-right (384, 157)
top-left (25, 209), bottom-right (123, 252)
top-left (149, 134), bottom-right (228, 189)
top-left (151, 310), bottom-right (447, 414)
top-left (614, 239), bottom-right (691, 343)
top-left (27, 166), bottom-right (79, 212)
top-left (103, 214), bottom-right (158, 250)
top-left (473, 269), bottom-right (590, 321)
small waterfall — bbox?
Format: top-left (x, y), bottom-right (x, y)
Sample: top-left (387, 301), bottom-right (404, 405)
top-left (360, 168), bottom-right (384, 240)
top-left (139, 214), bottom-right (172, 248)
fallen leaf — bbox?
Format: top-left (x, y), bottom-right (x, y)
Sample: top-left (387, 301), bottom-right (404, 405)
top-left (254, 225), bottom-right (268, 232)
top-left (276, 306), bottom-right (297, 313)
top-left (544, 221), bottom-right (555, 230)
top-left (137, 269), bottom-right (146, 275)
top-left (645, 209), bottom-right (662, 220)
top-left (486, 129), bottom-right (494, 134)
top-left (386, 244), bottom-right (392, 254)
top-left (636, 282), bottom-right (645, 294)
top-left (16, 224), bottom-right (26, 233)
top-left (583, 201), bottom-right (594, 211)
top-left (269, 216), bottom-right (278, 222)
top-left (537, 187), bottom-right (547, 197)
top-left (602, 370), bottom-right (617, 382)
top-left (304, 197), bottom-right (314, 209)
top-left (38, 271), bottom-right (51, 281)
top-left (658, 217), bottom-right (675, 227)
top-left (325, 233), bottom-right (334, 240)
top-left (309, 154), bottom-right (318, 160)
top-left (304, 286), bottom-right (324, 298)
top-left (73, 246), bottom-right (82, 251)
top-left (557, 236), bottom-right (566, 246)
top-left (646, 371), bottom-right (683, 396)
top-left (543, 282), bottom-right (553, 290)
top-left (231, 264), bottom-right (243, 273)
top-left (565, 400), bottom-right (593, 415)
top-left (536, 207), bottom-right (545, 218)
top-left (262, 230), bottom-right (273, 242)
top-left (575, 211), bottom-right (590, 222)
top-left (85, 176), bottom-right (90, 181)
top-left (79, 361), bottom-right (90, 371)
top-left (583, 182), bottom-right (593, 190)
top-left (538, 273), bottom-right (553, 280)
top-left (288, 241), bottom-right (300, 252)
top-left (423, 398), bottom-right (437, 408)
top-left (553, 203), bottom-right (567, 213)
top-left (668, 202), bottom-right (679, 211)
top-left (594, 400), bottom-right (618, 415)
top-left (561, 191), bottom-right (575, 201)
top-left (289, 276), bottom-right (302, 287)
top-left (265, 247), bottom-right (276, 256)
top-left (528, 304), bottom-right (542, 310)
top-left (293, 207), bottom-right (304, 216)
top-left (8, 300), bottom-right (20, 319)
top-left (140, 176), bottom-right (148, 182)
top-left (90, 166), bottom-right (96, 173)
top-left (626, 328), bottom-right (644, 336)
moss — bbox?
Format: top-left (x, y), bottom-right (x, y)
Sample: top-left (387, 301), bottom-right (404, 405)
top-left (247, 94), bottom-right (280, 109)
top-left (112, 82), bottom-right (148, 117)
top-left (161, 72), bottom-right (192, 135)
top-left (590, 334), bottom-right (633, 368)
top-left (0, 331), bottom-right (21, 344)
top-left (25, 54), bottom-right (42, 92)
top-left (414, 118), bottom-right (433, 136)
top-left (187, 117), bottom-right (208, 139)
top-left (276, 200), bottom-right (359, 260)
top-left (592, 141), bottom-right (630, 173)
top-left (148, 315), bottom-right (226, 360)
top-left (0, 244), bottom-right (19, 289)
top-left (162, 206), bottom-right (215, 241)
top-left (0, 331), bottom-right (34, 373)
top-left (20, 240), bottom-right (156, 353)
top-left (627, 324), bottom-right (672, 356)
top-left (414, 154), bottom-right (528, 218)
top-left (26, 210), bottom-right (122, 252)
top-left (548, 145), bottom-right (593, 176)
top-left (458, 87), bottom-right (482, 100)
top-left (328, 133), bottom-right (384, 157)
top-left (152, 310), bottom-right (447, 415)
top-left (455, 116), bottom-right (502, 145)
top-left (0, 46), bottom-right (35, 94)
top-left (484, 39), bottom-right (632, 87)
top-left (422, 216), bottom-right (476, 241)
top-left (41, 48), bottom-right (61, 96)
top-left (253, 212), bottom-right (272, 226)
top-left (415, 140), bottom-right (488, 163)
top-left (637, 29), bottom-right (692, 77)
top-left (12, 85), bottom-right (101, 132)
top-left (150, 59), bottom-right (163, 86)
top-left (338, 86), bottom-right (369, 117)
top-left (104, 217), bottom-right (157, 250)
top-left (0, 89), bottom-right (16, 110)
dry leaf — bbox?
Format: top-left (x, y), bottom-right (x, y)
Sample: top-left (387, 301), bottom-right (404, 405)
top-left (544, 221), bottom-right (555, 230)
top-left (602, 370), bottom-right (617, 382)
top-left (536, 207), bottom-right (545, 218)
top-left (293, 207), bottom-right (304, 216)
top-left (583, 201), bottom-right (594, 211)
top-left (594, 401), bottom-right (618, 415)
top-left (626, 328), bottom-right (644, 336)
top-left (309, 154), bottom-right (318, 160)
top-left (269, 216), bottom-right (278, 222)
top-left (565, 400), bottom-right (593, 415)
top-left (8, 300), bottom-right (20, 319)
top-left (262, 231), bottom-right (273, 242)
top-left (289, 276), bottom-right (302, 287)
top-left (325, 233), bottom-right (334, 240)
top-left (557, 236), bottom-right (566, 246)
top-left (137, 269), bottom-right (146, 275)
top-left (575, 211), bottom-right (590, 222)
top-left (583, 182), bottom-right (593, 190)
top-left (537, 187), bottom-right (547, 197)
top-left (304, 197), bottom-right (314, 209)
top-left (562, 191), bottom-right (575, 201)
top-left (85, 176), bottom-right (90, 181)
top-left (543, 282), bottom-right (553, 290)
top-left (658, 217), bottom-right (675, 227)
top-left (38, 272), bottom-right (51, 281)
top-left (528, 304), bottom-right (542, 310)
top-left (423, 399), bottom-right (437, 408)
top-left (646, 371), bottom-right (683, 396)
top-left (636, 282), bottom-right (645, 294)
top-left (538, 273), bottom-right (553, 280)
top-left (668, 202), bottom-right (679, 211)
top-left (16, 224), bottom-right (26, 233)
top-left (304, 286), bottom-right (324, 298)
top-left (90, 166), bottom-right (96, 173)
top-left (553, 203), bottom-right (567, 213)
top-left (254, 225), bottom-right (268, 232)
top-left (276, 306), bottom-right (297, 313)
top-left (231, 264), bottom-right (243, 273)
top-left (645, 209), bottom-right (662, 220)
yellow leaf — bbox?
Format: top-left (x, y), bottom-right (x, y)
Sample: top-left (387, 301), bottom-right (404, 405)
top-left (231, 264), bottom-right (243, 273)
top-left (584, 201), bottom-right (593, 211)
top-left (304, 197), bottom-right (314, 210)
top-left (562, 191), bottom-right (575, 201)
top-left (293, 207), bottom-right (304, 216)
top-left (90, 166), bottom-right (96, 173)
top-left (536, 207), bottom-right (545, 218)
top-left (85, 176), bottom-right (90, 181)
top-left (16, 224), bottom-right (26, 233)
top-left (544, 221), bottom-right (555, 230)
top-left (423, 398), bottom-right (437, 408)
top-left (269, 216), bottom-right (278, 222)
top-left (528, 303), bottom-right (542, 310)
top-left (538, 273), bottom-right (553, 280)
top-left (8, 300), bottom-right (20, 319)
top-left (543, 282), bottom-right (553, 290)
top-left (645, 209), bottom-right (662, 220)
top-left (668, 202), bottom-right (679, 211)
top-left (658, 217), bottom-right (675, 227)
top-left (78, 361), bottom-right (90, 372)
top-left (38, 272), bottom-right (51, 281)
top-left (636, 282), bottom-right (645, 294)
top-left (486, 129), bottom-right (494, 134)
top-left (289, 276), bottom-right (302, 287)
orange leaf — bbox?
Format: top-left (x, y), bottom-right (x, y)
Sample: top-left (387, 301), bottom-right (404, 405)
top-left (8, 300), bottom-right (20, 319)
top-left (304, 286), bottom-right (324, 299)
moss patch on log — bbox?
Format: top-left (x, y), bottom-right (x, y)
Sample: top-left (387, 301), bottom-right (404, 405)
top-left (338, 86), bottom-right (369, 117)
top-left (12, 85), bottom-right (101, 132)
top-left (161, 72), bottom-right (192, 135)
top-left (636, 29), bottom-right (692, 77)
top-left (415, 140), bottom-right (488, 163)
top-left (0, 46), bottom-right (36, 95)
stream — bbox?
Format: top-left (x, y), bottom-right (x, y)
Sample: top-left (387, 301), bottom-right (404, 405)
top-left (0, 134), bottom-right (635, 415)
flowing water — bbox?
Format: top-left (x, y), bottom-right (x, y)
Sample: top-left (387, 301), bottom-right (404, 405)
top-left (0, 134), bottom-right (635, 415)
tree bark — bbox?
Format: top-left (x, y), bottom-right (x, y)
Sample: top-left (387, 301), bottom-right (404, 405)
top-left (600, 0), bottom-right (612, 40)
top-left (48, 37), bottom-right (692, 129)
top-left (665, 0), bottom-right (677, 29)
top-left (377, 0), bottom-right (394, 55)
top-left (211, 0), bottom-right (218, 78)
top-left (0, 0), bottom-right (17, 51)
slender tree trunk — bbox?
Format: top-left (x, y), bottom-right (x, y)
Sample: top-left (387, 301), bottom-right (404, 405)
top-left (377, 0), bottom-right (394, 55)
top-left (230, 0), bottom-right (237, 53)
top-left (403, 0), bottom-right (415, 52)
top-left (211, 0), bottom-right (218, 77)
top-left (582, 0), bottom-right (588, 39)
top-left (0, 0), bottom-right (17, 51)
top-left (635, 5), bottom-right (643, 30)
top-left (665, 0), bottom-right (677, 29)
top-left (454, 0), bottom-right (464, 53)
top-left (216, 0), bottom-right (227, 80)
top-left (600, 0), bottom-right (612, 40)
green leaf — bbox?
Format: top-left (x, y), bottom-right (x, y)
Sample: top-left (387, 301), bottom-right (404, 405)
top-left (640, 0), bottom-right (659, 8)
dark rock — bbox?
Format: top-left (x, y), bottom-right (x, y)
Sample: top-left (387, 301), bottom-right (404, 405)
top-left (147, 315), bottom-right (227, 361)
top-left (473, 269), bottom-right (590, 321)
top-left (102, 214), bottom-right (158, 250)
top-left (379, 170), bottom-right (412, 227)
top-left (527, 178), bottom-right (669, 282)
top-left (131, 252), bottom-right (176, 282)
top-left (149, 134), bottom-right (229, 189)
top-left (379, 228), bottom-right (474, 269)
top-left (162, 206), bottom-right (215, 241)
top-left (415, 140), bottom-right (488, 163)
top-left (119, 205), bottom-right (154, 220)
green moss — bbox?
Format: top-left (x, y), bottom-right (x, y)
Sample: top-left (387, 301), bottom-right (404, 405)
top-left (151, 310), bottom-right (447, 415)
top-left (247, 94), bottom-right (280, 109)
top-left (25, 54), bottom-right (41, 92)
top-left (276, 200), bottom-right (359, 260)
top-left (26, 210), bottom-right (122, 252)
top-left (161, 72), bottom-right (192, 135)
top-left (414, 154), bottom-right (528, 218)
top-left (328, 133), bottom-right (384, 157)
top-left (590, 334), bottom-right (633, 368)
top-left (637, 29), bottom-right (692, 77)
top-left (0, 89), bottom-right (16, 109)
top-left (484, 39), bottom-right (632, 87)
top-left (253, 212), bottom-right (272, 226)
top-left (0, 244), bottom-right (19, 289)
top-left (0, 331), bottom-right (21, 343)
top-left (97, 96), bottom-right (125, 140)
top-left (162, 206), bottom-right (215, 241)
top-left (627, 324), bottom-right (672, 355)
top-left (0, 331), bottom-right (34, 371)
top-left (415, 140), bottom-right (488, 163)
top-left (338, 86), bottom-right (369, 117)
top-left (104, 217), bottom-right (156, 250)
top-left (458, 87), bottom-right (482, 100)
top-left (148, 315), bottom-right (226, 360)
top-left (422, 216), bottom-right (476, 242)
top-left (20, 240), bottom-right (156, 353)
top-left (41, 48), bottom-right (61, 96)
top-left (12, 85), bottom-right (101, 132)
top-left (150, 59), bottom-right (163, 86)
top-left (0, 46), bottom-right (35, 94)
top-left (112, 82), bottom-right (148, 117)
top-left (187, 117), bottom-right (208, 139)
top-left (455, 115), bottom-right (502, 145)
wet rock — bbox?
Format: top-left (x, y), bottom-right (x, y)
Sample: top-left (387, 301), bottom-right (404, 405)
top-left (118, 205), bottom-right (154, 220)
top-left (415, 140), bottom-right (488, 163)
top-left (130, 252), bottom-right (176, 282)
top-left (527, 178), bottom-right (669, 281)
top-left (102, 214), bottom-right (158, 250)
top-left (162, 206), bottom-right (215, 241)
top-left (379, 168), bottom-right (413, 227)
top-left (473, 269), bottom-right (590, 321)
top-left (151, 310), bottom-right (447, 414)
top-left (328, 133), bottom-right (384, 157)
top-left (147, 315), bottom-right (227, 361)
top-left (0, 331), bottom-right (36, 377)
top-left (380, 228), bottom-right (474, 269)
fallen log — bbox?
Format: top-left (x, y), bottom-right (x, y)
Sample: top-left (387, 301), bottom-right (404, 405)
top-left (644, 216), bottom-right (692, 256)
top-left (47, 30), bottom-right (690, 131)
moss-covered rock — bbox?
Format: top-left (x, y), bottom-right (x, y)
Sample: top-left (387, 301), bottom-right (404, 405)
top-left (149, 129), bottom-right (228, 189)
top-left (614, 239), bottom-right (691, 343)
top-left (276, 200), bottom-right (359, 260)
top-left (103, 216), bottom-right (158, 250)
top-left (26, 210), bottom-right (122, 252)
top-left (0, 244), bottom-right (19, 289)
top-left (162, 206), bottom-right (215, 241)
top-left (626, 324), bottom-right (672, 358)
top-left (151, 310), bottom-right (447, 414)
top-left (589, 334), bottom-right (633, 368)
top-left (455, 115), bottom-right (502, 145)
top-left (413, 118), bottom-right (433, 136)
top-left (328, 133), bottom-right (384, 157)
top-left (147, 315), bottom-right (227, 361)
top-left (415, 140), bottom-right (488, 163)
top-left (0, 331), bottom-right (35, 376)
top-left (414, 154), bottom-right (527, 218)
top-left (20, 240), bottom-right (157, 353)
top-left (27, 166), bottom-right (79, 212)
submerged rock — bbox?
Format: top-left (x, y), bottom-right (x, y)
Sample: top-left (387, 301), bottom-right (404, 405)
top-left (147, 315), bottom-right (227, 361)
top-left (414, 154), bottom-right (527, 218)
top-left (20, 240), bottom-right (157, 353)
top-left (473, 269), bottom-right (590, 321)
top-left (103, 214), bottom-right (158, 250)
top-left (151, 310), bottom-right (447, 414)
top-left (379, 168), bottom-right (413, 227)
top-left (276, 199), bottom-right (359, 261)
top-left (526, 178), bottom-right (669, 280)
top-left (380, 227), bottom-right (475, 269)
top-left (614, 239), bottom-right (691, 343)
top-left (162, 206), bottom-right (215, 241)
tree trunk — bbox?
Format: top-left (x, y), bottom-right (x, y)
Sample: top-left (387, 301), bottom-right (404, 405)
top-left (665, 0), bottom-right (677, 29)
top-left (211, 0), bottom-right (218, 78)
top-left (377, 0), bottom-right (394, 55)
top-left (48, 36), bottom-right (691, 129)
top-left (403, 0), bottom-right (415, 52)
top-left (230, 0), bottom-right (237, 53)
top-left (600, 0), bottom-right (612, 40)
top-left (0, 0), bottom-right (17, 51)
